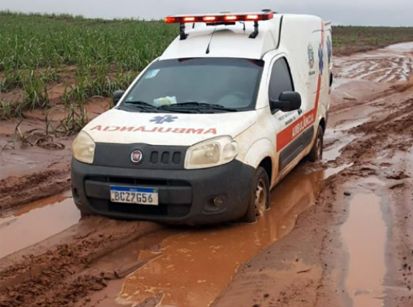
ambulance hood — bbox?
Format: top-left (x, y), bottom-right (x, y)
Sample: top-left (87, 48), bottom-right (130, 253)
top-left (83, 108), bottom-right (257, 146)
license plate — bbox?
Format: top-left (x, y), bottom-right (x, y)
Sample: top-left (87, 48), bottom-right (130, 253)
top-left (110, 186), bottom-right (159, 206)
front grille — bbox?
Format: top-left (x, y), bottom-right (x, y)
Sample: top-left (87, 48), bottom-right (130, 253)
top-left (149, 150), bottom-right (182, 165)
top-left (94, 143), bottom-right (187, 170)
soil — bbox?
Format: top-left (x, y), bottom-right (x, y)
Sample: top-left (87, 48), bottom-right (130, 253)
top-left (0, 43), bottom-right (412, 307)
top-left (214, 44), bottom-right (413, 307)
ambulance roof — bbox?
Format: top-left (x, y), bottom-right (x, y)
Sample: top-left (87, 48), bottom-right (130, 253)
top-left (160, 15), bottom-right (283, 60)
top-left (160, 13), bottom-right (324, 61)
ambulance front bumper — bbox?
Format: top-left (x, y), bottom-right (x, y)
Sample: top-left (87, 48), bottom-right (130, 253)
top-left (71, 159), bottom-right (254, 225)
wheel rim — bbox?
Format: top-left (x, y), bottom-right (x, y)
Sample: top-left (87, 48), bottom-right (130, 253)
top-left (255, 178), bottom-right (267, 217)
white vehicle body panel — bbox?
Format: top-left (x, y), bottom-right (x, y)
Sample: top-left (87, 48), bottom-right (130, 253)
top-left (83, 110), bottom-right (257, 146)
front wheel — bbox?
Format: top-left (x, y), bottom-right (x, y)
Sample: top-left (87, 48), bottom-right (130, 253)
top-left (74, 201), bottom-right (95, 218)
top-left (308, 126), bottom-right (324, 162)
top-left (242, 167), bottom-right (270, 223)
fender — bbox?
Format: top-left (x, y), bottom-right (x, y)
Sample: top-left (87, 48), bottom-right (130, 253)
top-left (241, 138), bottom-right (276, 184)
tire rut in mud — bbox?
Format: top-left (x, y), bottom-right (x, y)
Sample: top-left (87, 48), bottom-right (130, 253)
top-left (340, 97), bottom-right (413, 161)
top-left (0, 165), bottom-right (71, 213)
top-left (0, 218), bottom-right (161, 307)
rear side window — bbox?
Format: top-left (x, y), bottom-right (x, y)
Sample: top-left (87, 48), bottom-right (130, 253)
top-left (269, 57), bottom-right (294, 100)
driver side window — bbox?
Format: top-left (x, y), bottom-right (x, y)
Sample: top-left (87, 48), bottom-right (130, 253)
top-left (269, 57), bottom-right (294, 101)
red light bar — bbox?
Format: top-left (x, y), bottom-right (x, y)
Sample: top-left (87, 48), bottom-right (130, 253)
top-left (224, 15), bottom-right (238, 21)
top-left (164, 12), bottom-right (274, 24)
top-left (246, 14), bottom-right (259, 21)
top-left (203, 16), bottom-right (217, 22)
top-left (183, 16), bottom-right (195, 23)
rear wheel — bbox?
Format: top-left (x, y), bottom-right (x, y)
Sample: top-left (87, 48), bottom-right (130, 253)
top-left (243, 167), bottom-right (270, 223)
top-left (308, 126), bottom-right (324, 162)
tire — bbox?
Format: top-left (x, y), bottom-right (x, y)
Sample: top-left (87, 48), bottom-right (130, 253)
top-left (74, 200), bottom-right (94, 217)
top-left (308, 126), bottom-right (324, 162)
top-left (242, 167), bottom-right (270, 223)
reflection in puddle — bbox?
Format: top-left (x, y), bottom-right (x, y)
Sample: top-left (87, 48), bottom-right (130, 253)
top-left (13, 193), bottom-right (69, 217)
top-left (118, 166), bottom-right (324, 307)
top-left (342, 192), bottom-right (386, 307)
top-left (0, 191), bottom-right (80, 258)
top-left (325, 163), bottom-right (353, 179)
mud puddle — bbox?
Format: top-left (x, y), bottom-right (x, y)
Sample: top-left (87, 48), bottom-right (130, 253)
top-left (117, 165), bottom-right (324, 307)
top-left (0, 191), bottom-right (80, 258)
top-left (342, 187), bottom-right (387, 306)
top-left (324, 85), bottom-right (381, 162)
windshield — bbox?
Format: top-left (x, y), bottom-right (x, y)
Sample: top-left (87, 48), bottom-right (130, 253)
top-left (119, 58), bottom-right (264, 113)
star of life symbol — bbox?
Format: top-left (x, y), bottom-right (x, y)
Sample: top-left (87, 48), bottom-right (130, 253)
top-left (150, 115), bottom-right (178, 124)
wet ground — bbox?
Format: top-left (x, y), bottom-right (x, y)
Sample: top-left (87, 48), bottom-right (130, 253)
top-left (117, 166), bottom-right (323, 307)
top-left (0, 43), bottom-right (413, 307)
top-left (0, 192), bottom-right (80, 258)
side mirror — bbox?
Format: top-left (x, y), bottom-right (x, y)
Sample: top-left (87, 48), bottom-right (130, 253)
top-left (113, 90), bottom-right (125, 104)
top-left (270, 91), bottom-right (301, 113)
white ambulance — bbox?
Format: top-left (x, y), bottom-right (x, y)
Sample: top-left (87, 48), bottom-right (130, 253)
top-left (71, 11), bottom-right (332, 224)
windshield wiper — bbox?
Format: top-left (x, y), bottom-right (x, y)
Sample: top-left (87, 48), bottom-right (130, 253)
top-left (123, 101), bottom-right (159, 112)
top-left (158, 101), bottom-right (238, 113)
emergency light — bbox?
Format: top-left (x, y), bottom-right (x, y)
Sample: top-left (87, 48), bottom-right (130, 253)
top-left (164, 11), bottom-right (274, 40)
top-left (164, 12), bottom-right (274, 24)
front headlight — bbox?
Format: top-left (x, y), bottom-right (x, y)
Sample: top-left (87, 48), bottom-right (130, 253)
top-left (72, 131), bottom-right (96, 164)
top-left (185, 136), bottom-right (238, 169)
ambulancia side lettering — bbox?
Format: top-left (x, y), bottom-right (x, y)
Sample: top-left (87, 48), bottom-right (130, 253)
top-left (90, 125), bottom-right (217, 135)
top-left (292, 112), bottom-right (315, 137)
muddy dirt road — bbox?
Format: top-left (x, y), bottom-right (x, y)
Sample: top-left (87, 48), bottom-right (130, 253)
top-left (1, 43), bottom-right (413, 307)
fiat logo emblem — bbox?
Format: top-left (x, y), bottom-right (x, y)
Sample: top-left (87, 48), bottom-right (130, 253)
top-left (131, 150), bottom-right (143, 164)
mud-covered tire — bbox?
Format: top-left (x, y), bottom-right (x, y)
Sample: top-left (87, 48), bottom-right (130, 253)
top-left (242, 167), bottom-right (270, 223)
top-left (308, 126), bottom-right (324, 162)
top-left (74, 201), bottom-right (94, 217)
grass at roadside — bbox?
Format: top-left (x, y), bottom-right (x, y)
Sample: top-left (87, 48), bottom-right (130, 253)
top-left (334, 26), bottom-right (413, 55)
top-left (0, 11), bottom-right (177, 127)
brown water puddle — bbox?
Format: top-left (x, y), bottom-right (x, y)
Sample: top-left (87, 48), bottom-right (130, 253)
top-left (118, 165), bottom-right (324, 307)
top-left (0, 191), bottom-right (80, 258)
top-left (342, 191), bottom-right (386, 306)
